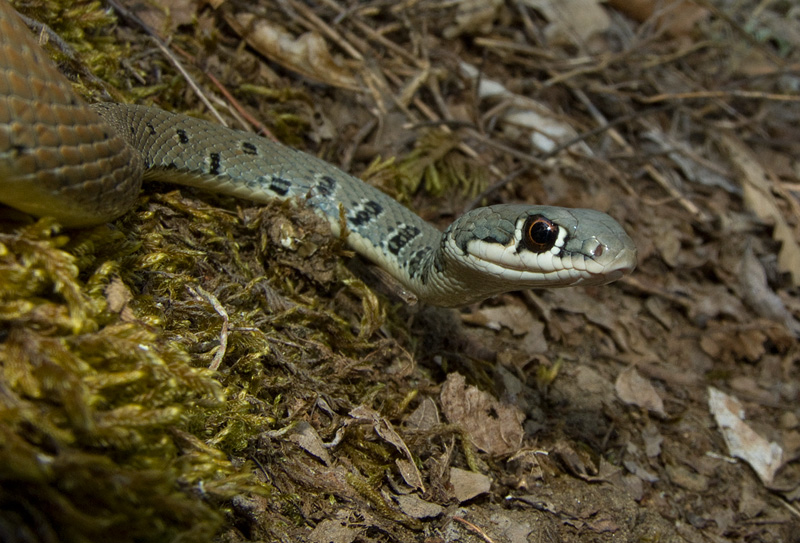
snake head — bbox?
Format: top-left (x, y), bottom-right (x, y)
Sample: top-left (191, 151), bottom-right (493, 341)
top-left (429, 204), bottom-right (637, 306)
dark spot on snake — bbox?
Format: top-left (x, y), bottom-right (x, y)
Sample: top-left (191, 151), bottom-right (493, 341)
top-left (145, 123), bottom-right (156, 136)
top-left (480, 234), bottom-right (506, 246)
top-left (314, 175), bottom-right (337, 197)
top-left (268, 176), bottom-right (291, 196)
top-left (407, 248), bottom-right (430, 282)
top-left (452, 220), bottom-right (514, 254)
top-left (208, 153), bottom-right (221, 175)
top-left (432, 250), bottom-right (446, 275)
top-left (176, 129), bottom-right (189, 144)
top-left (387, 224), bottom-right (421, 256)
top-left (164, 161), bottom-right (177, 170)
top-left (241, 142), bottom-right (258, 155)
top-left (348, 201), bottom-right (383, 227)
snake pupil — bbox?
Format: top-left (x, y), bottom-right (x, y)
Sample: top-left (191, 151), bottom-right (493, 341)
top-left (523, 215), bottom-right (558, 253)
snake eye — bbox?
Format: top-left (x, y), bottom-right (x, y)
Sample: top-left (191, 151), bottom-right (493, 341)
top-left (522, 215), bottom-right (558, 253)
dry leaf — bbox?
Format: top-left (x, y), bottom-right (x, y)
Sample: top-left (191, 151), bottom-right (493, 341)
top-left (226, 13), bottom-right (359, 90)
top-left (699, 327), bottom-right (768, 364)
top-left (665, 463), bottom-right (709, 492)
top-left (623, 459), bottom-right (659, 483)
top-left (405, 397), bottom-right (440, 432)
top-left (522, 0), bottom-right (611, 45)
top-left (460, 62), bottom-right (592, 155)
top-left (440, 373), bottom-right (525, 456)
top-left (449, 467), bottom-right (491, 502)
top-left (349, 405), bottom-right (424, 491)
top-left (718, 133), bottom-right (800, 286)
top-left (607, 0), bottom-right (708, 37)
top-left (615, 367), bottom-right (666, 417)
top-left (465, 304), bottom-right (537, 335)
top-left (708, 387), bottom-right (784, 485)
top-left (739, 244), bottom-right (800, 335)
top-left (288, 421), bottom-right (331, 465)
top-left (308, 519), bottom-right (358, 543)
top-left (442, 0), bottom-right (504, 39)
top-left (553, 442), bottom-right (599, 480)
top-left (642, 422), bottom-right (663, 458)
top-left (105, 278), bottom-right (131, 310)
top-left (129, 0), bottom-right (197, 34)
top-left (643, 129), bottom-right (741, 195)
top-left (541, 290), bottom-right (629, 351)
top-left (393, 494), bottom-right (444, 519)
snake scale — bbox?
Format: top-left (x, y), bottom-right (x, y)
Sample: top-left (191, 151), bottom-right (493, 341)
top-left (0, 0), bottom-right (636, 307)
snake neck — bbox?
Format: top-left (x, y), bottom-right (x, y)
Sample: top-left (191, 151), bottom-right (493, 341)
top-left (91, 103), bottom-right (454, 299)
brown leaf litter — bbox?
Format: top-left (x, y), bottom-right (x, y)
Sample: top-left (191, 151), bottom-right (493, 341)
top-left (1, 0), bottom-right (800, 542)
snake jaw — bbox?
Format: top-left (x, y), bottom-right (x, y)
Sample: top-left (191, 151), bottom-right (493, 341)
top-left (462, 238), bottom-right (634, 287)
top-left (463, 238), bottom-right (604, 286)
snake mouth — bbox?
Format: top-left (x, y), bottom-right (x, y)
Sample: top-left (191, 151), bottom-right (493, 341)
top-left (465, 252), bottom-right (593, 286)
top-left (604, 246), bottom-right (638, 275)
top-left (464, 240), bottom-right (637, 287)
top-left (570, 246), bottom-right (637, 285)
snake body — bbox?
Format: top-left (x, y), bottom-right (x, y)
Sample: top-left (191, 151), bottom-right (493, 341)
top-left (0, 0), bottom-right (636, 307)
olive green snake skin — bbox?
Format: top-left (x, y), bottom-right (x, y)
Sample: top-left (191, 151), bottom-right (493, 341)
top-left (0, 0), bottom-right (636, 307)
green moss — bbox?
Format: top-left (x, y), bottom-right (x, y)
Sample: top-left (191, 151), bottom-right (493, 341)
top-left (0, 191), bottom-right (433, 540)
top-left (0, 221), bottom-right (249, 541)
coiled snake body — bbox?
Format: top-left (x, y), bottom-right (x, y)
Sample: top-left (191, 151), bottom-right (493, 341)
top-left (0, 0), bottom-right (636, 307)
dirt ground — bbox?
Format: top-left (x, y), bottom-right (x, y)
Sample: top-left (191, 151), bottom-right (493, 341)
top-left (1, 0), bottom-right (799, 542)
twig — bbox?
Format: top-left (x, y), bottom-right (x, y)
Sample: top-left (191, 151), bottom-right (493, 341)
top-left (17, 11), bottom-right (116, 97)
top-left (318, 0), bottom-right (422, 66)
top-left (340, 118), bottom-right (377, 171)
top-left (780, 497), bottom-right (800, 519)
top-left (453, 516), bottom-right (496, 543)
top-left (643, 163), bottom-right (707, 220)
top-left (104, 0), bottom-right (227, 126)
top-left (640, 89), bottom-right (800, 103)
top-left (188, 285), bottom-right (229, 371)
top-left (467, 104), bottom-right (674, 208)
top-left (288, 0), bottom-right (363, 61)
top-left (694, 0), bottom-right (785, 68)
top-left (204, 71), bottom-right (276, 139)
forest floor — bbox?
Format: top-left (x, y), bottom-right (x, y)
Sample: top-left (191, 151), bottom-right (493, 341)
top-left (1, 0), bottom-right (799, 542)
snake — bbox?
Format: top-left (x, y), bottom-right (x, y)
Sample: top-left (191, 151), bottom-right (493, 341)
top-left (0, 0), bottom-right (636, 307)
